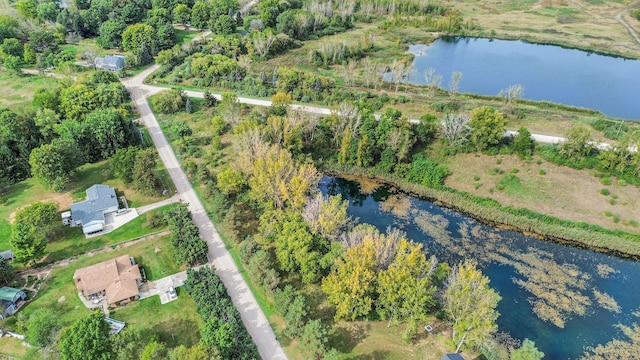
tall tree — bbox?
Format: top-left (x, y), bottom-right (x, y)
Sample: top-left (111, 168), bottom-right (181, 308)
top-left (122, 23), bottom-right (157, 55)
top-left (10, 223), bottom-right (46, 267)
top-left (299, 319), bottom-right (329, 359)
top-left (29, 139), bottom-right (80, 190)
top-left (59, 312), bottom-right (112, 360)
top-left (110, 146), bottom-right (140, 183)
top-left (443, 260), bottom-right (501, 353)
top-left (559, 125), bottom-right (592, 159)
top-left (85, 108), bottom-right (136, 161)
top-left (377, 239), bottom-right (437, 335)
top-left (14, 201), bottom-right (58, 234)
top-left (133, 148), bottom-right (163, 195)
top-left (26, 308), bottom-right (59, 348)
top-left (469, 106), bottom-right (506, 151)
top-left (511, 339), bottom-right (544, 360)
top-left (0, 258), bottom-right (12, 285)
top-left (322, 238), bottom-right (377, 321)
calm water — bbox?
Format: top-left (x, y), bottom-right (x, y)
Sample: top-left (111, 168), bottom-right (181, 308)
top-left (320, 176), bottom-right (640, 359)
top-left (405, 37), bottom-right (640, 120)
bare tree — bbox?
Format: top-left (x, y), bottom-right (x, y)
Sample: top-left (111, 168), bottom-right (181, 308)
top-left (389, 59), bottom-right (408, 93)
top-left (499, 84), bottom-right (524, 113)
top-left (441, 113), bottom-right (471, 147)
top-left (424, 67), bottom-right (442, 98)
top-left (343, 59), bottom-right (358, 86)
top-left (231, 128), bottom-right (269, 175)
top-left (373, 227), bottom-right (404, 271)
top-left (361, 57), bottom-right (375, 88)
top-left (253, 31), bottom-right (277, 58)
top-left (449, 71), bottom-right (463, 99)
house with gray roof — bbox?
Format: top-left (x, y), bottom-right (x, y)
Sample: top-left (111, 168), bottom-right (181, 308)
top-left (70, 185), bottom-right (120, 235)
top-left (95, 55), bottom-right (125, 72)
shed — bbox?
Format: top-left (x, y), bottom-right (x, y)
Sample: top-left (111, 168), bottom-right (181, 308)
top-left (95, 55), bottom-right (125, 72)
top-left (0, 287), bottom-right (27, 317)
top-left (441, 354), bottom-right (465, 360)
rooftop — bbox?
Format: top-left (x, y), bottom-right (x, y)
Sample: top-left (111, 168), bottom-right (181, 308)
top-left (0, 287), bottom-right (24, 302)
top-left (74, 255), bottom-right (141, 304)
top-left (70, 184), bottom-right (118, 227)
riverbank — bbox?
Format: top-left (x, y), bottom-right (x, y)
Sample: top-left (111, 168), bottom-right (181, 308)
top-left (319, 162), bottom-right (640, 258)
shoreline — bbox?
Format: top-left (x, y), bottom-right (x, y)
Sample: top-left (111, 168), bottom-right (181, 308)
top-left (320, 164), bottom-right (640, 260)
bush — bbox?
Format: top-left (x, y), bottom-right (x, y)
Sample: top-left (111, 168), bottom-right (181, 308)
top-left (600, 188), bottom-right (610, 196)
top-left (538, 169), bottom-right (546, 175)
top-left (405, 154), bottom-right (450, 188)
top-left (151, 89), bottom-right (185, 114)
top-left (600, 177), bottom-right (612, 185)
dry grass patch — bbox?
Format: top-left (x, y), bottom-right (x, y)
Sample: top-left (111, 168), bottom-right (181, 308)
top-left (438, 151), bottom-right (640, 232)
top-left (452, 0), bottom-right (640, 58)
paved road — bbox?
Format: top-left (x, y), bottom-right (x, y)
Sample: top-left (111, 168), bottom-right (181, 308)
top-left (123, 66), bottom-right (288, 360)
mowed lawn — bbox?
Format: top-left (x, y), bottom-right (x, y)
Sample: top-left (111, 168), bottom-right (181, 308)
top-left (2, 233), bottom-right (199, 349)
top-left (0, 160), bottom-right (174, 264)
top-left (0, 72), bottom-right (60, 112)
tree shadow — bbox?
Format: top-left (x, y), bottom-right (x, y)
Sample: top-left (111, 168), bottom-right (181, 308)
top-left (0, 182), bottom-right (31, 206)
top-left (351, 350), bottom-right (390, 359)
top-left (328, 323), bottom-right (370, 354)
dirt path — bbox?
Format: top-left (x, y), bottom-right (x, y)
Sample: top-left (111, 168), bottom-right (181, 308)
top-left (615, 0), bottom-right (640, 45)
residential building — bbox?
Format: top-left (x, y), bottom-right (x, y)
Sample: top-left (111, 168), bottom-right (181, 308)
top-left (95, 55), bottom-right (125, 72)
top-left (70, 184), bottom-right (120, 235)
top-left (73, 255), bottom-right (142, 305)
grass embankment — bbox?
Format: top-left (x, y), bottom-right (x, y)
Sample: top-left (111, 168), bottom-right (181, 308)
top-left (320, 161), bottom-right (640, 258)
top-left (0, 233), bottom-right (198, 350)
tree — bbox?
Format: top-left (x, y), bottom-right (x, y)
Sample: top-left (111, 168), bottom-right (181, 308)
top-left (270, 92), bottom-right (292, 116)
top-left (97, 20), bottom-right (127, 49)
top-left (140, 341), bottom-right (167, 360)
top-left (190, 1), bottom-right (211, 29)
top-left (15, 201), bottom-right (58, 231)
top-left (59, 312), bottom-right (111, 360)
top-left (110, 147), bottom-right (140, 183)
top-left (32, 87), bottom-right (60, 112)
top-left (151, 89), bottom-right (185, 114)
top-left (512, 127), bottom-right (535, 159)
top-left (37, 0), bottom-right (60, 23)
top-left (133, 148), bottom-right (163, 196)
top-left (212, 14), bottom-right (236, 35)
top-left (443, 260), bottom-right (501, 353)
top-left (300, 319), bottom-right (328, 359)
top-left (499, 84), bottom-right (524, 113)
top-left (377, 239), bottom-right (437, 334)
top-left (3, 55), bottom-right (23, 76)
top-left (16, 0), bottom-right (37, 20)
top-left (0, 257), bottom-right (12, 285)
top-left (216, 166), bottom-right (245, 195)
top-left (168, 344), bottom-right (218, 360)
top-left (302, 194), bottom-right (351, 242)
top-left (441, 113), bottom-right (471, 148)
top-left (59, 84), bottom-right (98, 122)
top-left (511, 339), bottom-right (544, 360)
top-left (11, 223), bottom-right (46, 266)
top-left (449, 71), bottom-right (462, 99)
top-left (322, 238), bottom-right (377, 321)
top-left (2, 38), bottom-right (23, 57)
top-left (111, 329), bottom-right (151, 360)
top-left (29, 139), bottom-right (80, 190)
top-left (284, 294), bottom-right (308, 338)
top-left (559, 125), bottom-right (592, 159)
top-left (85, 109), bottom-right (136, 160)
top-left (173, 4), bottom-right (191, 29)
top-left (26, 308), bottom-right (59, 348)
top-left (122, 23), bottom-right (157, 55)
top-left (469, 106), bottom-right (506, 151)
top-left (34, 109), bottom-right (61, 141)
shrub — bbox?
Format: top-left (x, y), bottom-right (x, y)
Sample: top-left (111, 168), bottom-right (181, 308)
top-left (600, 188), bottom-right (610, 196)
top-left (538, 169), bottom-right (546, 175)
top-left (613, 215), bottom-right (620, 223)
top-left (151, 89), bottom-right (185, 114)
top-left (600, 177), bottom-right (612, 185)
top-left (604, 211), bottom-right (613, 217)
top-left (405, 154), bottom-right (450, 188)
top-left (618, 179), bottom-right (628, 186)
top-left (610, 199), bottom-right (617, 205)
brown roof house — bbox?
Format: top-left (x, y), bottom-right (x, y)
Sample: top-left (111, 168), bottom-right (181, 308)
top-left (74, 255), bottom-right (142, 305)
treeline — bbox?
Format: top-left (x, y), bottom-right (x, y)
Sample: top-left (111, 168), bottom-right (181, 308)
top-left (165, 203), bottom-right (209, 266)
top-left (0, 71), bottom-right (145, 191)
top-left (184, 267), bottom-right (258, 359)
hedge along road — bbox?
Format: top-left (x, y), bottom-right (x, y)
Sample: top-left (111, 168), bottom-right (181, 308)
top-left (122, 66), bottom-right (288, 360)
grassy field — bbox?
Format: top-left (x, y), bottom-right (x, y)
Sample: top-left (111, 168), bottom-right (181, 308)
top-left (450, 0), bottom-right (640, 59)
top-left (1, 233), bottom-right (194, 338)
top-left (0, 72), bottom-right (60, 113)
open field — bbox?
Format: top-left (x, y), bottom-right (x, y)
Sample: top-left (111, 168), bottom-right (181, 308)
top-left (431, 146), bottom-right (640, 232)
top-left (449, 0), bottom-right (640, 59)
top-left (0, 73), bottom-right (60, 113)
top-left (0, 233), bottom-right (194, 344)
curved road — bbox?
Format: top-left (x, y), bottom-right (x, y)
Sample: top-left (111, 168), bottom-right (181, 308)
top-left (122, 66), bottom-right (288, 360)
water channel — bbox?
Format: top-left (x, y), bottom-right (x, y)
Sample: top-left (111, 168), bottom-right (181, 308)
top-left (404, 37), bottom-right (640, 120)
top-left (319, 176), bottom-right (640, 359)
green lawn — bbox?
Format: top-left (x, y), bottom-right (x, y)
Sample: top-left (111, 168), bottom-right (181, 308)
top-left (5, 233), bottom-right (192, 333)
top-left (0, 72), bottom-right (60, 113)
top-left (175, 28), bottom-right (200, 45)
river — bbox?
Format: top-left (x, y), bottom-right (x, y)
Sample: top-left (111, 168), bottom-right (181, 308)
top-left (320, 176), bottom-right (640, 359)
top-left (403, 37), bottom-right (640, 120)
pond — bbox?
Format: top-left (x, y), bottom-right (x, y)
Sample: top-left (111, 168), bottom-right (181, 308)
top-left (320, 176), bottom-right (640, 359)
top-left (404, 37), bottom-right (640, 120)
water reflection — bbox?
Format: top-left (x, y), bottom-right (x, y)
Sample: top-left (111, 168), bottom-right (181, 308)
top-left (321, 176), bottom-right (640, 359)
